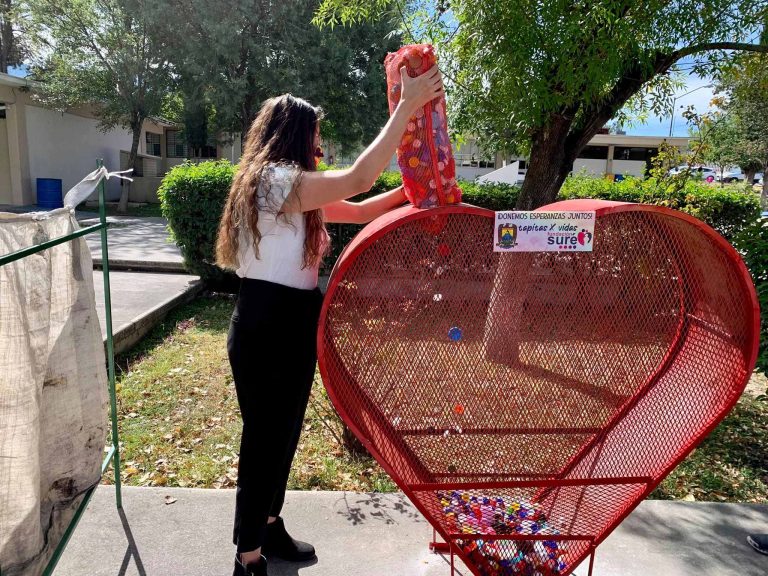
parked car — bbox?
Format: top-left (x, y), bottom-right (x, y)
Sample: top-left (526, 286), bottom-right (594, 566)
top-left (715, 168), bottom-right (745, 183)
top-left (754, 172), bottom-right (764, 185)
top-left (668, 165), bottom-right (717, 182)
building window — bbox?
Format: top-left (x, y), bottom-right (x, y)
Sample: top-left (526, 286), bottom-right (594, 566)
top-left (0, 104), bottom-right (6, 119)
top-left (146, 132), bottom-right (161, 156)
top-left (578, 145), bottom-right (609, 160)
top-left (613, 147), bottom-right (658, 161)
top-left (196, 143), bottom-right (218, 158)
top-left (166, 129), bottom-right (217, 159)
top-left (166, 130), bottom-right (188, 158)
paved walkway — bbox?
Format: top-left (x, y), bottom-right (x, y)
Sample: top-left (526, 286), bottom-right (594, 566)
top-left (78, 213), bottom-right (185, 272)
top-left (0, 205), bottom-right (185, 271)
top-left (92, 270), bottom-right (201, 354)
top-left (55, 487), bottom-right (768, 576)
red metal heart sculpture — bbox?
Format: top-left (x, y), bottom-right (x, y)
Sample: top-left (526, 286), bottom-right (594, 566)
top-left (318, 200), bottom-right (760, 576)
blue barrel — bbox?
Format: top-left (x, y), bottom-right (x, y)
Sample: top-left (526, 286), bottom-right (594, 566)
top-left (36, 178), bottom-right (63, 209)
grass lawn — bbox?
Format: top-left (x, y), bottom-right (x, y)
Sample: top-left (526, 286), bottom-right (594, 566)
top-left (106, 293), bottom-right (396, 492)
top-left (106, 293), bottom-right (767, 503)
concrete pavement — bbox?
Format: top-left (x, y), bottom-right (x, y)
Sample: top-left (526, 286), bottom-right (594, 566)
top-left (92, 270), bottom-right (202, 354)
top-left (54, 486), bottom-right (768, 576)
top-left (79, 214), bottom-right (185, 272)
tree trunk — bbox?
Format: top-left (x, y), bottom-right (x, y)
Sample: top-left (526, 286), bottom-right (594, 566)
top-left (118, 120), bottom-right (142, 214)
top-left (0, 0), bottom-right (14, 74)
top-left (516, 116), bottom-right (574, 210)
top-left (762, 163), bottom-right (768, 210)
top-left (240, 81), bottom-right (258, 138)
top-left (745, 168), bottom-right (756, 185)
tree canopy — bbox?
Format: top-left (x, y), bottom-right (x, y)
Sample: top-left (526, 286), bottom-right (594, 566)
top-left (716, 52), bottom-right (768, 201)
top-left (316, 0), bottom-right (768, 208)
top-left (162, 0), bottom-right (400, 153)
top-left (25, 0), bottom-right (172, 211)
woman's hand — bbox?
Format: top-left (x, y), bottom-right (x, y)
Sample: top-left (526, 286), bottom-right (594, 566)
top-left (398, 64), bottom-right (445, 114)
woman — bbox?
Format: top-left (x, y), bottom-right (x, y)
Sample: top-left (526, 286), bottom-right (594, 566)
top-left (216, 64), bottom-right (444, 576)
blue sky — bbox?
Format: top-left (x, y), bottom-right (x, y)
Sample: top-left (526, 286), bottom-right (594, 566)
top-left (7, 64), bottom-right (28, 77)
top-left (626, 71), bottom-right (715, 137)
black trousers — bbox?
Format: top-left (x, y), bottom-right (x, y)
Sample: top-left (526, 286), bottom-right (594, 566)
top-left (227, 278), bottom-right (323, 553)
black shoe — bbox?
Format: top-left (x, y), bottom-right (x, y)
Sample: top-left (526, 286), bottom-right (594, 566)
top-left (233, 554), bottom-right (268, 576)
top-left (747, 534), bottom-right (768, 555)
top-left (262, 517), bottom-right (316, 562)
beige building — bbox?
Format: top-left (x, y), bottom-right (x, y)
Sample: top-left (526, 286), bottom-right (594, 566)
top-left (0, 72), bottom-right (235, 206)
top-left (120, 121), bottom-right (237, 203)
top-left (1, 72), bottom-right (133, 205)
top-left (570, 133), bottom-right (690, 179)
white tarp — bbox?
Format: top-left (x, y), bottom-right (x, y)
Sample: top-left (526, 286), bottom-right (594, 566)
top-left (0, 204), bottom-right (109, 574)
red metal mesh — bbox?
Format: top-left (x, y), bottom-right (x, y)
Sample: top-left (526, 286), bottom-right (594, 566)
top-left (318, 201), bottom-right (759, 576)
top-left (384, 44), bottom-right (462, 208)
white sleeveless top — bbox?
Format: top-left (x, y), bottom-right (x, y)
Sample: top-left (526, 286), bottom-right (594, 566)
top-left (236, 164), bottom-right (322, 290)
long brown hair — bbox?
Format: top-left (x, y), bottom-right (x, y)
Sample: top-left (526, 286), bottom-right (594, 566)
top-left (216, 94), bottom-right (327, 270)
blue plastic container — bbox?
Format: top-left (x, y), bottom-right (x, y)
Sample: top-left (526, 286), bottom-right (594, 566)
top-left (36, 178), bottom-right (64, 209)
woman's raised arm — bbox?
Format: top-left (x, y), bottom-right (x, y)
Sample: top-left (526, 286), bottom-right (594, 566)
top-left (282, 65), bottom-right (443, 213)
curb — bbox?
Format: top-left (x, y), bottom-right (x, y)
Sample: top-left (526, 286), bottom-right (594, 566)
top-left (93, 258), bottom-right (187, 273)
top-left (105, 278), bottom-right (204, 355)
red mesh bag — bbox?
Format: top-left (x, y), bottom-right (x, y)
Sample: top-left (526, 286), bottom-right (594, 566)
top-left (385, 44), bottom-right (462, 208)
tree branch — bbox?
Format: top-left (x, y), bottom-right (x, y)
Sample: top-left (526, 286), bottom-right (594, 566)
top-left (567, 40), bottom-right (768, 155)
top-left (673, 42), bottom-right (768, 60)
top-left (566, 52), bottom-right (677, 154)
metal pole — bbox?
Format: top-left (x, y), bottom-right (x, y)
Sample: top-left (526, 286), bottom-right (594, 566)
top-left (668, 84), bottom-right (713, 138)
top-left (668, 97), bottom-right (677, 137)
top-left (98, 158), bottom-right (122, 509)
top-left (0, 223), bottom-right (104, 266)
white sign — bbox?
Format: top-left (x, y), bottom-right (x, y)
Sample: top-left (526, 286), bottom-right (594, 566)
top-left (493, 211), bottom-right (596, 252)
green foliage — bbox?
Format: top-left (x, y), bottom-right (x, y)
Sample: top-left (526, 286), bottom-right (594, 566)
top-left (460, 180), bottom-right (519, 211)
top-left (715, 53), bottom-right (768, 204)
top-left (0, 0), bottom-right (27, 73)
top-left (158, 161), bottom-right (237, 289)
top-left (317, 1), bottom-right (767, 151)
top-left (560, 175), bottom-right (760, 240)
top-left (316, 0), bottom-right (768, 209)
top-left (159, 162), bottom-right (761, 298)
top-left (734, 218), bottom-right (768, 375)
top-left (368, 171), bottom-right (404, 196)
top-left (26, 0), bottom-right (172, 211)
top-left (163, 0), bottom-right (400, 151)
top-left (346, 172), bottom-right (759, 239)
top-left (703, 115), bottom-right (741, 178)
top-left (26, 0), bottom-right (170, 133)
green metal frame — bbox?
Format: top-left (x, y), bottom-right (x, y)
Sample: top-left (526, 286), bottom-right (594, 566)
top-left (0, 160), bottom-right (122, 575)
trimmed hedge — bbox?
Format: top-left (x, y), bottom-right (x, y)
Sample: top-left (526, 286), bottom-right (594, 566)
top-left (559, 176), bottom-right (760, 240)
top-left (158, 160), bottom-right (238, 288)
top-left (159, 164), bottom-right (761, 289)
top-left (734, 218), bottom-right (768, 375)
top-left (361, 172), bottom-right (760, 239)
